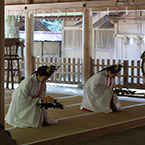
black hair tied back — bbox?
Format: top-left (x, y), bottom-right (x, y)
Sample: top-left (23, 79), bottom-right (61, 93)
top-left (100, 64), bottom-right (123, 74)
top-left (34, 65), bottom-right (60, 76)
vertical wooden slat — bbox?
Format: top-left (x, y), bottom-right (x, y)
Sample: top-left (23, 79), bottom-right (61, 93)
top-left (51, 57), bottom-right (55, 81)
top-left (137, 60), bottom-right (140, 83)
top-left (93, 59), bottom-right (96, 74)
top-left (45, 57), bottom-right (48, 65)
top-left (47, 57), bottom-right (50, 65)
top-left (97, 59), bottom-right (99, 72)
top-left (54, 57), bottom-right (57, 81)
top-left (77, 58), bottom-right (80, 83)
top-left (102, 59), bottom-right (105, 70)
top-left (118, 59), bottom-right (121, 65)
top-left (107, 59), bottom-right (110, 66)
top-left (73, 58), bottom-right (75, 82)
top-left (6, 60), bottom-right (10, 89)
top-left (55, 57), bottom-right (57, 66)
top-left (113, 59), bottom-right (116, 84)
top-left (113, 59), bottom-right (116, 65)
top-left (32, 56), bottom-right (35, 72)
top-left (66, 58), bottom-right (68, 82)
top-left (118, 59), bottom-right (122, 85)
top-left (59, 57), bottom-right (62, 82)
top-left (36, 57), bottom-right (40, 68)
top-left (50, 57), bottom-right (53, 65)
top-left (41, 57), bottom-right (44, 66)
top-left (123, 60), bottom-right (128, 85)
top-left (63, 58), bottom-right (66, 82)
top-left (68, 58), bottom-right (71, 82)
top-left (43, 56), bottom-right (45, 65)
top-left (131, 60), bottom-right (134, 84)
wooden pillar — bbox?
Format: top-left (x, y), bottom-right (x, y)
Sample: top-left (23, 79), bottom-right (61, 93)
top-left (25, 0), bottom-right (33, 4)
top-left (25, 12), bottom-right (34, 77)
top-left (61, 19), bottom-right (65, 58)
top-left (82, 8), bottom-right (93, 84)
top-left (0, 0), bottom-right (5, 127)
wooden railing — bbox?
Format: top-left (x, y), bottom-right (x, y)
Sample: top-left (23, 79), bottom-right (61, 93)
top-left (35, 57), bottom-right (82, 85)
top-left (93, 59), bottom-right (144, 89)
top-left (5, 57), bottom-right (145, 89)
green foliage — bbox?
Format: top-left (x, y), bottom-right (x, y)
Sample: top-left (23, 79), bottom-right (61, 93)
top-left (5, 15), bottom-right (20, 38)
top-left (39, 101), bottom-right (64, 110)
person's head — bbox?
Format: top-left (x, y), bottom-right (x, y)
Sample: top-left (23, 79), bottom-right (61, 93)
top-left (34, 65), bottom-right (60, 82)
top-left (101, 64), bottom-right (122, 78)
top-left (107, 64), bottom-right (122, 78)
top-left (141, 51), bottom-right (145, 60)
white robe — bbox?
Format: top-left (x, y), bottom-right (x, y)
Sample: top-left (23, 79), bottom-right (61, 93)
top-left (5, 74), bottom-right (58, 128)
top-left (81, 70), bottom-right (122, 113)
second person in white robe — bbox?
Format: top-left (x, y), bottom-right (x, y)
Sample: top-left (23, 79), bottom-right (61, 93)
top-left (81, 64), bottom-right (122, 113)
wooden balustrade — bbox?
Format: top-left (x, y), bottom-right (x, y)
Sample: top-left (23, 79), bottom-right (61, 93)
top-left (4, 57), bottom-right (145, 89)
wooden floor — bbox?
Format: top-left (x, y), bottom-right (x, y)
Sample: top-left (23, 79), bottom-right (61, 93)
top-left (4, 89), bottom-right (145, 145)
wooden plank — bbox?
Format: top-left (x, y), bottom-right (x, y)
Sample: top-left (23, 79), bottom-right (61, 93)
top-left (54, 57), bottom-right (57, 81)
top-left (73, 58), bottom-right (75, 82)
top-left (97, 59), bottom-right (99, 72)
top-left (45, 57), bottom-right (48, 65)
top-left (131, 60), bottom-right (134, 84)
top-left (137, 60), bottom-right (140, 84)
top-left (77, 58), bottom-right (80, 83)
top-left (113, 59), bottom-right (116, 65)
top-left (59, 57), bottom-right (62, 82)
top-left (101, 59), bottom-right (105, 70)
top-left (63, 58), bottom-right (66, 82)
top-left (93, 59), bottom-right (96, 74)
top-left (68, 58), bottom-right (71, 82)
top-left (50, 57), bottom-right (53, 65)
top-left (123, 60), bottom-right (128, 85)
top-left (117, 59), bottom-right (121, 85)
top-left (107, 59), bottom-right (110, 66)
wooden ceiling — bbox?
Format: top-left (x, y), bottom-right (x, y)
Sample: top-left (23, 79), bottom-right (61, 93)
top-left (5, 0), bottom-right (145, 15)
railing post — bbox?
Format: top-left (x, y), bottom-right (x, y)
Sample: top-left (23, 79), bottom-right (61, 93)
top-left (32, 56), bottom-right (35, 73)
top-left (123, 60), bottom-right (128, 85)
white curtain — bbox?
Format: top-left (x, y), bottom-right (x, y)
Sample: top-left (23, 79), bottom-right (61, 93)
top-left (94, 29), bottom-right (114, 49)
top-left (64, 29), bottom-right (82, 49)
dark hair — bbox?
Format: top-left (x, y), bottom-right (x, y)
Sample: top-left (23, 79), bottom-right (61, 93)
top-left (0, 123), bottom-right (4, 130)
top-left (33, 65), bottom-right (60, 77)
top-left (141, 51), bottom-right (145, 59)
top-left (100, 64), bottom-right (122, 74)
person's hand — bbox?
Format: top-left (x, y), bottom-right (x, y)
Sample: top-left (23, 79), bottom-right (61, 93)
top-left (36, 98), bottom-right (42, 106)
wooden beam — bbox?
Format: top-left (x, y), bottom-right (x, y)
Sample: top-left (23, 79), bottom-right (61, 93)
top-left (5, 0), bottom-right (145, 14)
top-left (0, 0), bottom-right (4, 127)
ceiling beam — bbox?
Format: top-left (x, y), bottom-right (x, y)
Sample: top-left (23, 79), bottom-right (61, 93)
top-left (5, 0), bottom-right (145, 15)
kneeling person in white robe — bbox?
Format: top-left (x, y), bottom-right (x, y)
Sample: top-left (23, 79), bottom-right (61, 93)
top-left (5, 65), bottom-right (59, 128)
top-left (81, 64), bottom-right (122, 113)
